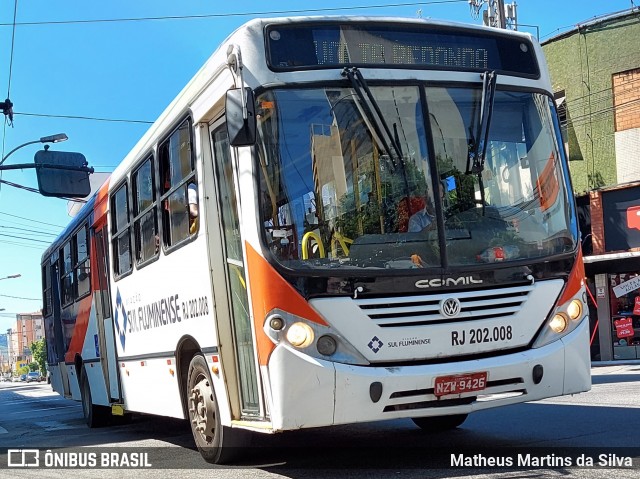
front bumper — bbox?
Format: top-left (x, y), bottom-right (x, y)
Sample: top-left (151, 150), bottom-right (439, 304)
top-left (264, 318), bottom-right (591, 431)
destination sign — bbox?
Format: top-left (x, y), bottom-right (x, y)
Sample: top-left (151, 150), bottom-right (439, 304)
top-left (266, 22), bottom-right (539, 77)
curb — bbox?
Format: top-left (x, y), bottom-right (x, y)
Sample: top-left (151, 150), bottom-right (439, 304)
top-left (591, 360), bottom-right (640, 367)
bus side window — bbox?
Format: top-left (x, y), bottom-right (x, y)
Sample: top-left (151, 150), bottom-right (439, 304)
top-left (59, 240), bottom-right (75, 306)
top-left (159, 118), bottom-right (197, 248)
top-left (132, 156), bottom-right (159, 264)
top-left (42, 262), bottom-right (52, 316)
top-left (75, 225), bottom-right (90, 298)
top-left (111, 183), bottom-right (132, 278)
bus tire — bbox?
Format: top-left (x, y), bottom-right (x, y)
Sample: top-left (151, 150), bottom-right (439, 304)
top-left (80, 367), bottom-right (110, 428)
top-left (186, 354), bottom-right (248, 464)
top-left (411, 414), bottom-right (468, 431)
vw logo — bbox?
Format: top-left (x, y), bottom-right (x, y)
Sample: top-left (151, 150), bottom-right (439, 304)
top-left (440, 297), bottom-right (461, 318)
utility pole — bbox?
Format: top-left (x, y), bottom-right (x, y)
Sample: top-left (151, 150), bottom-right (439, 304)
top-left (469, 0), bottom-right (518, 30)
top-left (488, 0), bottom-right (507, 28)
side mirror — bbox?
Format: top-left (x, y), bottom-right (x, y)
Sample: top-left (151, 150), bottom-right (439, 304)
top-left (34, 150), bottom-right (92, 198)
top-left (226, 87), bottom-right (256, 146)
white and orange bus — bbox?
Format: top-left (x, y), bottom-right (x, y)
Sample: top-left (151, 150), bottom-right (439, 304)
top-left (42, 16), bottom-right (591, 463)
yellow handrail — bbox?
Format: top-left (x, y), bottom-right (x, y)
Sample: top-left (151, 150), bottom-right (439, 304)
top-left (301, 231), bottom-right (326, 259)
top-left (331, 232), bottom-right (353, 257)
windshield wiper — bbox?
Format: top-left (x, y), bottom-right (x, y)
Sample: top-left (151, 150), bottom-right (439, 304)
top-left (467, 70), bottom-right (497, 175)
top-left (341, 67), bottom-right (404, 164)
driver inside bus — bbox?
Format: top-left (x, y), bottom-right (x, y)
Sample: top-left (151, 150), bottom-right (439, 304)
top-left (188, 182), bottom-right (199, 234)
top-left (408, 184), bottom-right (442, 233)
top-left (408, 197), bottom-right (435, 232)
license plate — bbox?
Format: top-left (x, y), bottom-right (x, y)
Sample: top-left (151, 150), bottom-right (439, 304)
top-left (434, 372), bottom-right (488, 397)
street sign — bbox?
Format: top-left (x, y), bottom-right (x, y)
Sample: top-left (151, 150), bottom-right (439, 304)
top-left (34, 150), bottom-right (91, 198)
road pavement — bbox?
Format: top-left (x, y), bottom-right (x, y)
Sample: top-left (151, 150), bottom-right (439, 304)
top-left (0, 364), bottom-right (639, 478)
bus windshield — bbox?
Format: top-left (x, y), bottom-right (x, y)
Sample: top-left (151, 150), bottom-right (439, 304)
top-left (255, 84), bottom-right (577, 270)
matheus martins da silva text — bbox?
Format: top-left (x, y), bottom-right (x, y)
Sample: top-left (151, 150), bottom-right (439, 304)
top-left (451, 453), bottom-right (634, 468)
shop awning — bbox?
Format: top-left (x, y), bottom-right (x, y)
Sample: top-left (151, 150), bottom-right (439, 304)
top-left (584, 251), bottom-right (640, 275)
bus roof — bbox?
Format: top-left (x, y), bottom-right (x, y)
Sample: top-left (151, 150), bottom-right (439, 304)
top-left (103, 16), bottom-right (545, 211)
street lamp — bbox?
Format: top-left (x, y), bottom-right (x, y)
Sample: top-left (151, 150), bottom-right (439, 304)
top-left (0, 274), bottom-right (20, 281)
top-left (0, 134), bottom-right (68, 166)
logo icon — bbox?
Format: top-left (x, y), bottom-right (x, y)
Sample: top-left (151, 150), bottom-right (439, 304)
top-left (368, 336), bottom-right (383, 353)
top-left (440, 297), bottom-right (461, 318)
top-left (415, 276), bottom-right (483, 288)
top-left (627, 206), bottom-right (640, 231)
top-left (8, 449), bottom-right (39, 467)
top-left (114, 288), bottom-right (128, 351)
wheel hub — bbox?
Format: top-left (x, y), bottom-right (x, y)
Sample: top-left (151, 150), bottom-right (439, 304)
top-left (189, 377), bottom-right (216, 442)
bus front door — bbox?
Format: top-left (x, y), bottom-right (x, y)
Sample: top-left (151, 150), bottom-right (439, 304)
top-left (208, 122), bottom-right (261, 418)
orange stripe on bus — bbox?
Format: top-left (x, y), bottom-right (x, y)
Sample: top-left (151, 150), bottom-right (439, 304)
top-left (93, 179), bottom-right (110, 225)
top-left (64, 295), bottom-right (93, 363)
top-left (245, 242), bottom-right (327, 365)
top-left (558, 248), bottom-right (585, 305)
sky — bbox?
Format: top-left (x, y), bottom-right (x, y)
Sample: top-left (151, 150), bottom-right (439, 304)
top-left (0, 0), bottom-right (635, 334)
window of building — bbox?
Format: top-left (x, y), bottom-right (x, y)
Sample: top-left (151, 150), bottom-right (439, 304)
top-left (111, 183), bottom-right (132, 277)
top-left (132, 156), bottom-right (159, 265)
top-left (60, 241), bottom-right (75, 306)
top-left (75, 225), bottom-right (91, 298)
top-left (159, 118), bottom-right (197, 249)
top-left (609, 273), bottom-right (640, 360)
top-left (612, 68), bottom-right (640, 132)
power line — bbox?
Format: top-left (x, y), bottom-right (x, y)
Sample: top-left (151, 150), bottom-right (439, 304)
top-left (0, 225), bottom-right (57, 237)
top-left (16, 111), bottom-right (153, 125)
top-left (0, 240), bottom-right (47, 251)
top-left (0, 211), bottom-right (66, 228)
top-left (0, 218), bottom-right (61, 235)
top-left (553, 74), bottom-right (640, 111)
top-left (0, 294), bottom-right (40, 301)
top-left (0, 232), bottom-right (51, 244)
top-left (560, 96), bottom-right (640, 129)
top-left (0, 1), bottom-right (467, 27)
top-left (0, 178), bottom-right (39, 194)
top-left (540, 8), bottom-right (638, 40)
top-left (0, 178), bottom-right (88, 202)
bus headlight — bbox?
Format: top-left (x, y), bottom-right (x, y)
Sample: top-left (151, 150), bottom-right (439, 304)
top-left (263, 309), bottom-right (369, 365)
top-left (567, 299), bottom-right (582, 321)
top-left (286, 322), bottom-right (314, 347)
top-left (549, 314), bottom-right (567, 333)
top-left (533, 293), bottom-right (587, 349)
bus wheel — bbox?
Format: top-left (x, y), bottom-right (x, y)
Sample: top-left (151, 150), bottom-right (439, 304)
top-left (411, 414), bottom-right (468, 431)
top-left (187, 354), bottom-right (248, 464)
top-left (80, 367), bottom-right (110, 428)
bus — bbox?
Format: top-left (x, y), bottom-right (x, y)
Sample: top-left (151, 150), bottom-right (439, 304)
top-left (41, 16), bottom-right (591, 463)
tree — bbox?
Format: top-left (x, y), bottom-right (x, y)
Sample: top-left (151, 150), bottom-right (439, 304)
top-left (335, 156), bottom-right (429, 239)
top-left (29, 362), bottom-right (39, 372)
top-left (17, 365), bottom-right (29, 376)
top-left (30, 338), bottom-right (47, 374)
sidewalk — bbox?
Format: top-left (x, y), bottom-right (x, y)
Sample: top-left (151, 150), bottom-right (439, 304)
top-left (590, 360), bottom-right (640, 375)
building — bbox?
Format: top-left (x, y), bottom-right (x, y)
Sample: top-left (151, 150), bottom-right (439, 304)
top-left (542, 8), bottom-right (640, 361)
top-left (0, 333), bottom-right (9, 373)
top-left (542, 8), bottom-right (640, 194)
top-left (7, 311), bottom-right (44, 371)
